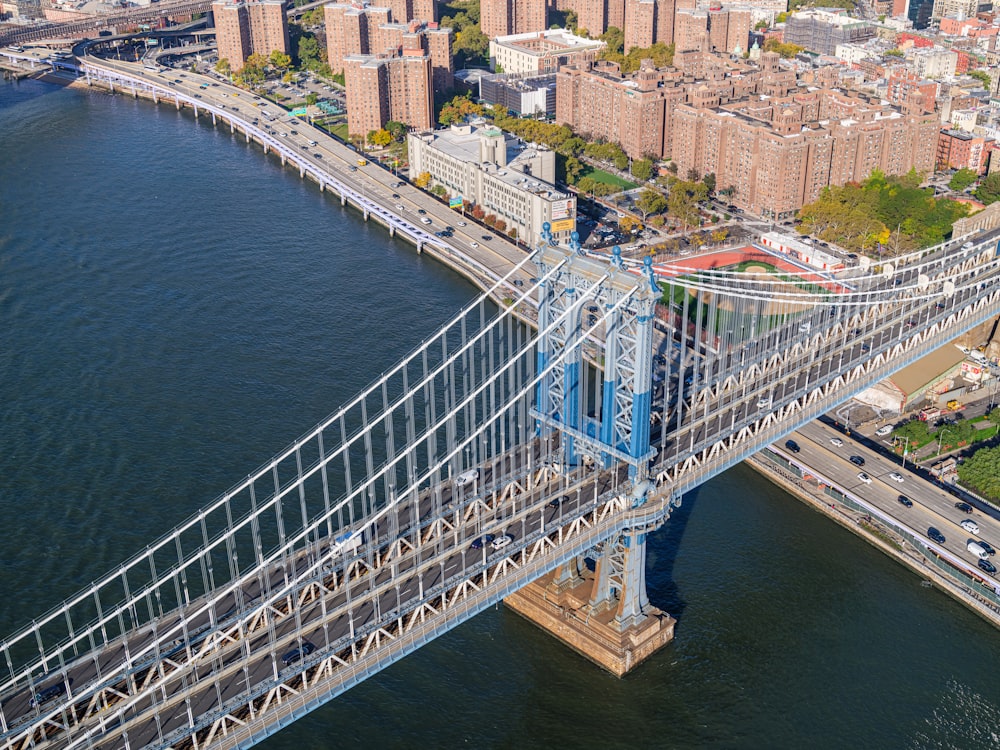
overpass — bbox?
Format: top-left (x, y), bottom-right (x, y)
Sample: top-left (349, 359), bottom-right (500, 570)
top-left (2, 59), bottom-right (1000, 750)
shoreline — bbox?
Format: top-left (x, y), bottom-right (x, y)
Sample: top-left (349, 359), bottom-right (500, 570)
top-left (57, 67), bottom-right (536, 324)
top-left (746, 452), bottom-right (1000, 631)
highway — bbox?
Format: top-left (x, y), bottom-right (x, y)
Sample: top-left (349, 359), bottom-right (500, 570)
top-left (790, 420), bottom-right (1000, 576)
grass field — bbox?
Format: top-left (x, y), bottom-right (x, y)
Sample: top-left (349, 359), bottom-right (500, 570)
top-left (579, 166), bottom-right (637, 191)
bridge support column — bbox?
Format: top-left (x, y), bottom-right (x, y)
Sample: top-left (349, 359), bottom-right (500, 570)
top-left (505, 531), bottom-right (674, 677)
top-left (340, 194), bottom-right (346, 206)
top-left (211, 112), bottom-right (216, 126)
top-left (388, 225), bottom-right (395, 237)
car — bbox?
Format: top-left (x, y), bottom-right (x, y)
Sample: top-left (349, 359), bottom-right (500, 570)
top-left (784, 440), bottom-right (801, 453)
top-left (829, 437), bottom-right (844, 447)
top-left (396, 181), bottom-right (405, 188)
top-left (30, 682), bottom-right (67, 708)
top-left (491, 534), bottom-right (513, 550)
top-left (888, 472), bottom-right (905, 483)
top-left (860, 343), bottom-right (871, 352)
top-left (979, 541), bottom-right (996, 556)
top-left (897, 494), bottom-right (913, 508)
top-left (392, 193), bottom-right (400, 199)
top-left (469, 534), bottom-right (495, 550)
top-left (417, 209), bottom-right (426, 215)
top-left (857, 472), bottom-right (872, 484)
top-left (961, 519), bottom-right (980, 535)
top-left (281, 640), bottom-right (316, 665)
top-left (979, 558), bottom-right (997, 575)
top-left (314, 153), bottom-right (323, 159)
top-left (875, 425), bottom-right (893, 437)
top-left (482, 235), bottom-right (493, 241)
top-left (349, 165), bottom-right (357, 171)
top-left (513, 279), bottom-right (524, 287)
top-left (470, 241), bottom-right (479, 248)
top-left (849, 455), bottom-right (865, 467)
top-left (757, 396), bottom-right (772, 409)
top-left (547, 497), bottom-right (562, 509)
top-left (928, 527), bottom-right (946, 544)
top-left (457, 221), bottom-right (467, 226)
top-left (395, 204), bottom-right (405, 211)
top-left (955, 501), bottom-right (974, 514)
top-left (454, 469), bottom-right (478, 487)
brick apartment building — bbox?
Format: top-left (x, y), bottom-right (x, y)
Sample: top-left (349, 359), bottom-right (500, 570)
top-left (325, 1), bottom-right (450, 92)
top-left (886, 69), bottom-right (937, 113)
top-left (480, 0), bottom-right (547, 38)
top-left (937, 129), bottom-right (994, 173)
top-left (556, 51), bottom-right (937, 218)
top-left (344, 51), bottom-right (434, 135)
top-left (213, 0), bottom-right (289, 71)
top-left (623, 0), bottom-right (675, 52)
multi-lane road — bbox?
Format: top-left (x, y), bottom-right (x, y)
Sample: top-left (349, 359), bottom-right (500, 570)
top-left (789, 419), bottom-right (1000, 578)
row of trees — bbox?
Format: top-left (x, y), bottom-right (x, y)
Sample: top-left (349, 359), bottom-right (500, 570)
top-left (796, 170), bottom-right (970, 253)
top-left (440, 0), bottom-right (488, 67)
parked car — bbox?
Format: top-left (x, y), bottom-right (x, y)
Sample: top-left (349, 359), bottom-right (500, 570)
top-left (875, 425), bottom-right (893, 437)
top-left (281, 640), bottom-right (316, 666)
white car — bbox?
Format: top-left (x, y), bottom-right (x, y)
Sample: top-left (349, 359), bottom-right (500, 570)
top-left (757, 396), bottom-right (772, 409)
top-left (961, 519), bottom-right (980, 535)
top-left (875, 425), bottom-right (893, 437)
top-left (829, 437), bottom-right (844, 447)
top-left (457, 221), bottom-right (467, 226)
top-left (470, 241), bottom-right (479, 248)
top-left (491, 534), bottom-right (513, 550)
top-left (857, 472), bottom-right (872, 484)
top-left (454, 469), bottom-right (478, 487)
top-left (888, 472), bottom-right (905, 483)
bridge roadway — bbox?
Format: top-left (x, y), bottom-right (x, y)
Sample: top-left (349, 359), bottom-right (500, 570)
top-left (79, 57), bottom-right (533, 296)
top-left (0, 1), bottom-right (214, 47)
top-left (3, 438), bottom-right (636, 750)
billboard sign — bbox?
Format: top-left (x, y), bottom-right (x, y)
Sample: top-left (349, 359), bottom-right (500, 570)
top-left (551, 199), bottom-right (571, 221)
top-left (551, 218), bottom-right (576, 233)
top-left (449, 196), bottom-right (464, 208)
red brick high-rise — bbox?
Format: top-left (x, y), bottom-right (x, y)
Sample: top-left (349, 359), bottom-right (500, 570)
top-left (213, 0), bottom-right (289, 70)
top-left (344, 51), bottom-right (434, 135)
top-left (480, 0), bottom-right (547, 38)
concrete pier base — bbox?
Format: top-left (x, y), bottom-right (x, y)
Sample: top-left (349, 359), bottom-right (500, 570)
top-left (504, 568), bottom-right (674, 677)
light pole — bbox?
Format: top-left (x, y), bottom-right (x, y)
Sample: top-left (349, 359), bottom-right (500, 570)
top-left (936, 426), bottom-right (954, 456)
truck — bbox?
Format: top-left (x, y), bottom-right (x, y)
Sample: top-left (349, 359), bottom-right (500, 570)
top-left (919, 408), bottom-right (943, 422)
top-left (332, 531), bottom-right (363, 556)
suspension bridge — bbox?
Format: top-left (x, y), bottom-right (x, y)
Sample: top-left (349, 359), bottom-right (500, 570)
top-left (2, 224), bottom-right (999, 750)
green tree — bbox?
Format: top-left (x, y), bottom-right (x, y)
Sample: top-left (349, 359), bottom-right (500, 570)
top-left (763, 38), bottom-right (804, 58)
top-left (968, 69), bottom-right (992, 89)
top-left (667, 180), bottom-right (707, 231)
top-left (975, 172), bottom-right (1000, 204)
top-left (269, 50), bottom-right (292, 71)
top-left (702, 172), bottom-right (716, 194)
top-left (892, 419), bottom-right (930, 447)
top-left (215, 58), bottom-right (231, 76)
top-left (949, 168), bottom-right (978, 192)
top-left (453, 24), bottom-right (489, 62)
top-left (601, 26), bottom-right (624, 55)
top-left (632, 158), bottom-right (654, 182)
top-left (635, 187), bottom-right (667, 220)
top-left (958, 445), bottom-right (1000, 500)
top-left (438, 93), bottom-right (484, 125)
top-left (305, 92), bottom-right (319, 106)
top-left (564, 156), bottom-right (584, 184)
top-left (385, 121), bottom-right (407, 142)
top-left (298, 35), bottom-right (322, 68)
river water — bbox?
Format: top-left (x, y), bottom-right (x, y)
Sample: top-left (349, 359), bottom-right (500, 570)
top-left (2, 78), bottom-right (998, 749)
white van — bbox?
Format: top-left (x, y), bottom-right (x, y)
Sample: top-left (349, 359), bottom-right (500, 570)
top-left (968, 541), bottom-right (989, 560)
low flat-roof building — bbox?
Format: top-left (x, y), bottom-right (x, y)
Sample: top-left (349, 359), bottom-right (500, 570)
top-left (479, 72), bottom-right (557, 117)
top-left (489, 28), bottom-right (605, 75)
top-left (408, 122), bottom-right (577, 247)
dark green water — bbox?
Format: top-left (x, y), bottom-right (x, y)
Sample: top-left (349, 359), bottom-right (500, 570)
top-left (2, 78), bottom-right (998, 749)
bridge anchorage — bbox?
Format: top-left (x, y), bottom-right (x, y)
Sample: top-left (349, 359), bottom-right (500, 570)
top-left (509, 225), bottom-right (676, 675)
top-left (2, 213), bottom-right (1000, 747)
